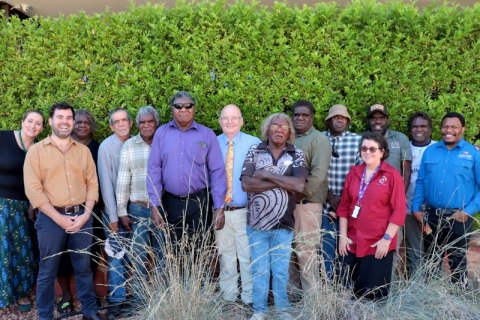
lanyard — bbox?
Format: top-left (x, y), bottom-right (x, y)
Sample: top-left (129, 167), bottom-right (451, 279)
top-left (357, 164), bottom-right (381, 206)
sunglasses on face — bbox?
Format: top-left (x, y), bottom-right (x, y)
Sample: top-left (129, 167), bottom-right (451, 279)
top-left (360, 146), bottom-right (382, 153)
top-left (172, 103), bottom-right (194, 110)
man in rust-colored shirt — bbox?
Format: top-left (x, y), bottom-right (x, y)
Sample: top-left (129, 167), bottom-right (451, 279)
top-left (24, 102), bottom-right (103, 320)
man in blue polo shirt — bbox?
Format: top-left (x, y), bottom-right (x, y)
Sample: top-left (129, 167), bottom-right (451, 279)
top-left (412, 112), bottom-right (480, 285)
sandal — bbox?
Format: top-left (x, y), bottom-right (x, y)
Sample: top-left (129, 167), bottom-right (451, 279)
top-left (57, 299), bottom-right (72, 314)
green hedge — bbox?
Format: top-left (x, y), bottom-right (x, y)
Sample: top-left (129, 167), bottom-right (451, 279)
top-left (1, 0), bottom-right (480, 141)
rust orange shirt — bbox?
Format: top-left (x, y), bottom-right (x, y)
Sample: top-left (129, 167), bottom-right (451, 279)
top-left (23, 136), bottom-right (99, 208)
top-left (337, 161), bottom-right (406, 257)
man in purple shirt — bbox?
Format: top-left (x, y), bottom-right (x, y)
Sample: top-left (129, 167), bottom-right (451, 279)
top-left (147, 91), bottom-right (226, 245)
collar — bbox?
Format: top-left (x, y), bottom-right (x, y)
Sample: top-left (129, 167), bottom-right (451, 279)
top-left (325, 130), bottom-right (348, 138)
top-left (438, 138), bottom-right (466, 150)
top-left (295, 126), bottom-right (315, 138)
top-left (219, 132), bottom-right (242, 145)
top-left (168, 119), bottom-right (199, 131)
top-left (257, 141), bottom-right (295, 152)
top-left (133, 133), bottom-right (150, 144)
top-left (43, 135), bottom-right (77, 146)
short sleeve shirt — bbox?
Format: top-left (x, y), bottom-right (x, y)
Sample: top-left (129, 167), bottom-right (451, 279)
top-left (241, 142), bottom-right (308, 230)
top-left (385, 129), bottom-right (412, 174)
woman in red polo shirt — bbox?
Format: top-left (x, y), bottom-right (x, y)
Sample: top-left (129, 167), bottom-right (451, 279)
top-left (337, 131), bottom-right (406, 300)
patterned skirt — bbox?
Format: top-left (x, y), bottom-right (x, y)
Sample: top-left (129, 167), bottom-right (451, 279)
top-left (0, 197), bottom-right (35, 308)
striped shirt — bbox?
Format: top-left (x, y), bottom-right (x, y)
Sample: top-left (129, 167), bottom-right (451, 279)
top-left (322, 130), bottom-right (362, 214)
top-left (116, 134), bottom-right (151, 217)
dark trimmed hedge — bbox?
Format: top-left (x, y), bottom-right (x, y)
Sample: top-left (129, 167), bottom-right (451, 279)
top-left (1, 0), bottom-right (480, 142)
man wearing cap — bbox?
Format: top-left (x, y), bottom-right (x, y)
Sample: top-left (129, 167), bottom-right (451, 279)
top-left (216, 104), bottom-right (260, 305)
top-left (322, 104), bottom-right (362, 279)
top-left (412, 112), bottom-right (480, 285)
top-left (367, 104), bottom-right (412, 189)
top-left (24, 102), bottom-right (104, 320)
top-left (290, 100), bottom-right (331, 290)
top-left (367, 103), bottom-right (411, 278)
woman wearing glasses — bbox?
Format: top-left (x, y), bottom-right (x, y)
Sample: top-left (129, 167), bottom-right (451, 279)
top-left (337, 131), bottom-right (406, 300)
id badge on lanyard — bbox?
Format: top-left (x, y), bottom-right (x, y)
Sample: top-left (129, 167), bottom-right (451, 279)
top-left (352, 165), bottom-right (380, 219)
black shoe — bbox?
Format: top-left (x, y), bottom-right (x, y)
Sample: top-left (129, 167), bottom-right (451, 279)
top-left (107, 304), bottom-right (123, 320)
top-left (82, 313), bottom-right (107, 320)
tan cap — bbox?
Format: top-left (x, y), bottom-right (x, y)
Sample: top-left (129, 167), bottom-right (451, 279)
top-left (367, 104), bottom-right (388, 118)
top-left (325, 104), bottom-right (351, 121)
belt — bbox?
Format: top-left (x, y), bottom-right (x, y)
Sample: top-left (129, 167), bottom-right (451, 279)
top-left (130, 201), bottom-right (151, 209)
top-left (224, 206), bottom-right (245, 211)
top-left (296, 199), bottom-right (312, 205)
top-left (54, 204), bottom-right (84, 215)
top-left (165, 188), bottom-right (207, 201)
top-left (425, 206), bottom-right (458, 217)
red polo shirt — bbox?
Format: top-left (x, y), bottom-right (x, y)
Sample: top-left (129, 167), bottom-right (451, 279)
top-left (337, 161), bottom-right (406, 257)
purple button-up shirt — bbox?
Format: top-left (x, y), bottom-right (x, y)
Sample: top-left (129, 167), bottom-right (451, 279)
top-left (147, 120), bottom-right (227, 209)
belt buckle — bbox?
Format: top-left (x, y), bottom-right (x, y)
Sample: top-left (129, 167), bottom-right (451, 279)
top-left (64, 205), bottom-right (73, 215)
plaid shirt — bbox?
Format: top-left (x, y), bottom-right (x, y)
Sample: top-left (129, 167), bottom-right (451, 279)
top-left (322, 130), bottom-right (362, 214)
top-left (116, 134), bottom-right (151, 217)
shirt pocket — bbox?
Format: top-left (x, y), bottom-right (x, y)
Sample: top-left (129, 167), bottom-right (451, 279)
top-left (454, 158), bottom-right (474, 182)
top-left (187, 142), bottom-right (208, 166)
top-left (424, 158), bottom-right (440, 175)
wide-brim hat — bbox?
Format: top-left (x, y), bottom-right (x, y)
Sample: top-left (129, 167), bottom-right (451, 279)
top-left (367, 104), bottom-right (389, 118)
top-left (325, 104), bottom-right (351, 121)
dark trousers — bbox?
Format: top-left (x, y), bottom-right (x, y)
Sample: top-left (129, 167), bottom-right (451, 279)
top-left (162, 189), bottom-right (212, 243)
top-left (424, 212), bottom-right (472, 283)
top-left (35, 212), bottom-right (97, 320)
top-left (338, 251), bottom-right (394, 300)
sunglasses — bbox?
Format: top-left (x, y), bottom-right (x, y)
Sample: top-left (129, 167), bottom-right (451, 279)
top-left (172, 103), bottom-right (194, 110)
top-left (269, 124), bottom-right (290, 131)
top-left (360, 146), bottom-right (383, 153)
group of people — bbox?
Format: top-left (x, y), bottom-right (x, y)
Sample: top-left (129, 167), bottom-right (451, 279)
top-left (0, 91), bottom-right (478, 320)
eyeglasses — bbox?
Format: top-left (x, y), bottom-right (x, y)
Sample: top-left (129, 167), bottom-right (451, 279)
top-left (360, 146), bottom-right (382, 153)
top-left (269, 124), bottom-right (290, 131)
top-left (172, 103), bottom-right (194, 110)
top-left (220, 116), bottom-right (242, 122)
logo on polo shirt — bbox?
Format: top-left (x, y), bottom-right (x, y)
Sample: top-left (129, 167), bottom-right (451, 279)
top-left (378, 175), bottom-right (388, 185)
top-left (459, 151), bottom-right (472, 160)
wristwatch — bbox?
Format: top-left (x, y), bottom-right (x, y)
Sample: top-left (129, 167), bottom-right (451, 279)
top-left (383, 233), bottom-right (393, 241)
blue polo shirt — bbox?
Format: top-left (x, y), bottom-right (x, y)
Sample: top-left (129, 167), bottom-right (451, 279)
top-left (412, 139), bottom-right (480, 215)
top-left (217, 132), bottom-right (261, 207)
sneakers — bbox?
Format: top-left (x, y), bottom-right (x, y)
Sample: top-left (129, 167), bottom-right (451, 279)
top-left (249, 313), bottom-right (266, 320)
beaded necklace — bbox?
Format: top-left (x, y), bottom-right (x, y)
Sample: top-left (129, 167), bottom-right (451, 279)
top-left (19, 129), bottom-right (27, 152)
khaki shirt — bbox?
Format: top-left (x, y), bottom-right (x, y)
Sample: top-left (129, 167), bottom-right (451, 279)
top-left (24, 136), bottom-right (99, 208)
top-left (295, 126), bottom-right (332, 203)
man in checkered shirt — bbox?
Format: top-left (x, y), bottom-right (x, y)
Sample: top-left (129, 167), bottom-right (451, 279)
top-left (322, 104), bottom-right (362, 279)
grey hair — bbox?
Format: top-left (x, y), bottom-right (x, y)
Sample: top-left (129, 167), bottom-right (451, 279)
top-left (75, 109), bottom-right (97, 132)
top-left (169, 91), bottom-right (196, 106)
top-left (260, 113), bottom-right (295, 144)
top-left (108, 107), bottom-right (132, 126)
top-left (136, 105), bottom-right (161, 127)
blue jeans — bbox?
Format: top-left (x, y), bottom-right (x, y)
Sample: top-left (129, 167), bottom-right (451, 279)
top-left (247, 226), bottom-right (293, 314)
top-left (128, 203), bottom-right (164, 278)
top-left (321, 214), bottom-right (338, 280)
top-left (102, 215), bottom-right (127, 304)
top-left (35, 211), bottom-right (97, 320)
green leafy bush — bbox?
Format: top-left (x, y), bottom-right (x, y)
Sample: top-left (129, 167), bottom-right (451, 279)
top-left (1, 0), bottom-right (479, 142)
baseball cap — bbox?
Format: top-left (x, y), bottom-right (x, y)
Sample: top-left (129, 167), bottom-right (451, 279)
top-left (367, 104), bottom-right (389, 118)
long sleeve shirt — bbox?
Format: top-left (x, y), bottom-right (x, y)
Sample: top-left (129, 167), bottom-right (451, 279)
top-left (24, 136), bottom-right (98, 208)
top-left (116, 134), bottom-right (151, 217)
top-left (412, 139), bottom-right (480, 215)
top-left (147, 120), bottom-right (227, 209)
top-left (98, 134), bottom-right (125, 223)
top-left (336, 162), bottom-right (406, 257)
top-left (295, 127), bottom-right (331, 203)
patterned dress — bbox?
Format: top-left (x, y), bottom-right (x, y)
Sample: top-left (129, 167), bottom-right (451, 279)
top-left (0, 131), bottom-right (35, 308)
